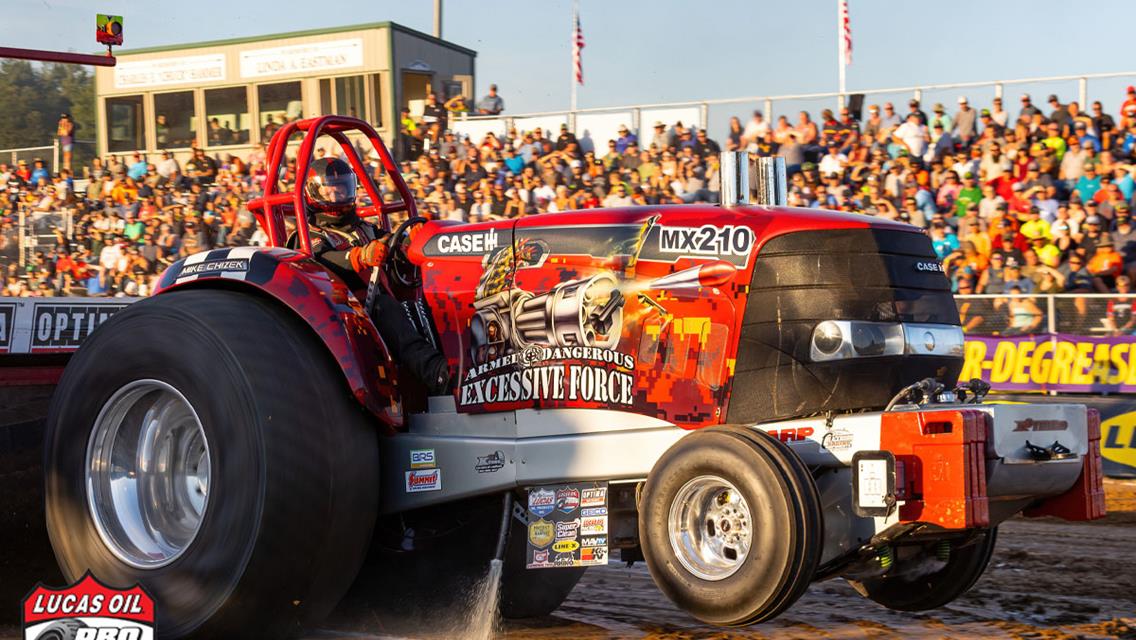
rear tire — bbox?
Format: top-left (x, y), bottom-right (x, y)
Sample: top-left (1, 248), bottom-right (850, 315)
top-left (639, 427), bottom-right (823, 626)
top-left (848, 528), bottom-right (998, 611)
top-left (44, 290), bottom-right (380, 639)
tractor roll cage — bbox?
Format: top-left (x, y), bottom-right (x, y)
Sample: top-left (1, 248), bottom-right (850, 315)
top-left (246, 115), bottom-right (417, 256)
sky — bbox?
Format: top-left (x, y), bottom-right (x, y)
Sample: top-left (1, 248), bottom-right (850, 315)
top-left (8, 0), bottom-right (1136, 131)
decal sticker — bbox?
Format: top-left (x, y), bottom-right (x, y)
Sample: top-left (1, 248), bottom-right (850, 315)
top-left (552, 540), bottom-right (579, 553)
top-left (527, 482), bottom-right (609, 570)
top-left (410, 448), bottom-right (436, 469)
top-left (554, 519), bottom-right (580, 541)
top-left (179, 258), bottom-right (249, 276)
top-left (580, 515), bottom-right (608, 536)
top-left (31, 303), bottom-right (129, 351)
top-left (914, 260), bottom-right (945, 273)
top-left (474, 450), bottom-right (505, 474)
top-left (527, 519), bottom-right (554, 549)
top-left (580, 487), bottom-right (607, 508)
top-left (530, 548), bottom-right (551, 568)
top-left (580, 507), bottom-right (608, 517)
top-left (22, 574), bottom-right (155, 640)
top-left (405, 469), bottom-right (441, 493)
top-left (528, 488), bottom-right (555, 518)
top-left (1013, 419), bottom-right (1069, 432)
top-left (580, 546), bottom-right (608, 566)
top-left (556, 488), bottom-right (580, 514)
top-left (822, 430), bottom-right (854, 451)
top-left (657, 224), bottom-right (754, 257)
top-left (425, 228), bottom-right (502, 256)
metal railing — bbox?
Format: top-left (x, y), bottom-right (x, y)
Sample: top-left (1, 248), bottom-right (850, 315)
top-left (0, 140), bottom-right (97, 175)
top-left (956, 293), bottom-right (1136, 337)
top-left (452, 70), bottom-right (1136, 145)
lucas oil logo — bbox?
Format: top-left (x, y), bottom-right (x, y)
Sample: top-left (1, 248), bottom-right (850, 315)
top-left (23, 574), bottom-right (155, 639)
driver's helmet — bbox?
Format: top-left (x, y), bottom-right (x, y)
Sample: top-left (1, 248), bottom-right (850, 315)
top-left (304, 157), bottom-right (356, 225)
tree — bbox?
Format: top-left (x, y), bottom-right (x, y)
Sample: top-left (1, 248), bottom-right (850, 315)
top-left (0, 60), bottom-right (95, 159)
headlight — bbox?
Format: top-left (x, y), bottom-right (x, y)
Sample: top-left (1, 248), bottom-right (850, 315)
top-left (810, 321), bottom-right (962, 362)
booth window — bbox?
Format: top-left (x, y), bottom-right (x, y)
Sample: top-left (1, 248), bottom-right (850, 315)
top-left (153, 91), bottom-right (196, 149)
top-left (258, 81), bottom-right (302, 141)
top-left (319, 75), bottom-right (371, 122)
top-left (105, 95), bottom-right (145, 153)
top-left (204, 87), bottom-right (250, 146)
top-left (370, 74), bottom-right (383, 126)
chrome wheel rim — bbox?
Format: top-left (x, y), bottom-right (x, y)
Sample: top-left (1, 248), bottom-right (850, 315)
top-left (86, 379), bottom-right (211, 569)
top-left (668, 475), bottom-right (752, 581)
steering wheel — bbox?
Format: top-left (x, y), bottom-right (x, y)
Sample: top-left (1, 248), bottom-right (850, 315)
top-left (385, 216), bottom-right (428, 289)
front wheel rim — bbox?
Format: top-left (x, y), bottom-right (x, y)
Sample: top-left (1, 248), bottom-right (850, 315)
top-left (667, 475), bottom-right (753, 581)
top-left (86, 379), bottom-right (211, 569)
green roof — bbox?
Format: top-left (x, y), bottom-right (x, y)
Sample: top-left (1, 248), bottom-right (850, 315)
top-left (112, 21), bottom-right (476, 57)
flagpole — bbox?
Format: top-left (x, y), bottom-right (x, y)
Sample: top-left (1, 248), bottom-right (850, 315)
top-left (837, 0), bottom-right (846, 110)
top-left (570, 0), bottom-right (579, 114)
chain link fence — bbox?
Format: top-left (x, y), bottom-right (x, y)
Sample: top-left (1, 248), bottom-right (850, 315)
top-left (957, 293), bottom-right (1133, 336)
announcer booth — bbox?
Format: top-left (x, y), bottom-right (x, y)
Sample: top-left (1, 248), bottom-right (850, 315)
top-left (93, 22), bottom-right (476, 160)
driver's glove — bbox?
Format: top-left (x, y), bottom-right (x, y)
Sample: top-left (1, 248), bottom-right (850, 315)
top-left (349, 239), bottom-right (388, 272)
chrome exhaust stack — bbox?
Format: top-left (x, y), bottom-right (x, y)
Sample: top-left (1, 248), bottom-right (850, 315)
top-left (719, 152), bottom-right (787, 207)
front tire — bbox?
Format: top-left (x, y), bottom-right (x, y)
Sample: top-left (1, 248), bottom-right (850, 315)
top-left (45, 290), bottom-right (380, 639)
top-left (639, 427), bottom-right (823, 626)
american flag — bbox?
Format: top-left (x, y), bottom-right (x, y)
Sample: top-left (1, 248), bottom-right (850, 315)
top-left (840, 0), bottom-right (853, 66)
top-left (573, 9), bottom-right (585, 85)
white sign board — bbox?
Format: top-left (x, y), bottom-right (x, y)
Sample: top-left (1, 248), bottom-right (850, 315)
top-left (114, 54), bottom-right (226, 89)
top-left (512, 116), bottom-right (568, 138)
top-left (240, 38), bottom-right (364, 79)
top-left (575, 112), bottom-right (632, 155)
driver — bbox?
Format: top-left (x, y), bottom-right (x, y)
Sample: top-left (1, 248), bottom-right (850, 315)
top-left (304, 157), bottom-right (451, 395)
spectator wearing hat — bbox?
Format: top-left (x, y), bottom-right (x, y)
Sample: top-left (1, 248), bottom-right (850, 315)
top-left (1090, 100), bottom-right (1117, 150)
top-left (954, 96), bottom-right (978, 146)
top-left (1019, 94), bottom-right (1041, 121)
top-left (1076, 162), bottom-right (1103, 203)
top-left (554, 123), bottom-right (579, 156)
top-left (954, 172), bottom-right (982, 217)
top-left (1089, 235), bottom-right (1125, 289)
top-left (930, 103), bottom-right (952, 134)
top-left (988, 96), bottom-right (1009, 127)
top-left (476, 84), bottom-right (505, 115)
top-left (893, 113), bottom-right (929, 159)
top-left (614, 125), bottom-right (638, 154)
top-left (906, 99), bottom-right (928, 126)
top-left (1121, 86), bottom-right (1136, 129)
top-left (1105, 275), bottom-right (1136, 335)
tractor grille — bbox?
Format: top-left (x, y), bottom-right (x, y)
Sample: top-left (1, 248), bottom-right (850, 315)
top-left (726, 228), bottom-right (962, 424)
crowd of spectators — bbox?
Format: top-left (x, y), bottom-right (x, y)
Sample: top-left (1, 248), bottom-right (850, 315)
top-left (3, 83), bottom-right (1136, 335)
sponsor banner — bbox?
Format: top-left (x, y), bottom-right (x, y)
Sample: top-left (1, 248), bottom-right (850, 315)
top-left (527, 482), bottom-right (608, 569)
top-left (0, 302), bottom-right (16, 352)
top-left (23, 574), bottom-right (155, 639)
top-left (240, 38), bottom-right (363, 79)
top-left (31, 302), bottom-right (131, 352)
top-left (994, 393), bottom-right (1136, 478)
top-left (114, 53), bottom-right (226, 89)
top-left (963, 333), bottom-right (1136, 393)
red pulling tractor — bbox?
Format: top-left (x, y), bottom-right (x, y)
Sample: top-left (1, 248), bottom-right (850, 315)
top-left (34, 117), bottom-right (1104, 637)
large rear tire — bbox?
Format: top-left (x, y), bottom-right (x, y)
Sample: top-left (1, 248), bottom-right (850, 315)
top-left (639, 427), bottom-right (823, 626)
top-left (848, 528), bottom-right (998, 611)
top-left (44, 289), bottom-right (380, 639)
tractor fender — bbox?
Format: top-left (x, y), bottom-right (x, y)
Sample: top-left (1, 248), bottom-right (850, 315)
top-left (153, 246), bottom-right (403, 431)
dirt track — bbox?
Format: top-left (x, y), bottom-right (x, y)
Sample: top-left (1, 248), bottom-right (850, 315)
top-left (4, 481), bottom-right (1134, 639)
top-left (303, 479), bottom-right (1136, 640)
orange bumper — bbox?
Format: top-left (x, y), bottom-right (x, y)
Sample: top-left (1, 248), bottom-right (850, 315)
top-left (880, 407), bottom-right (1106, 530)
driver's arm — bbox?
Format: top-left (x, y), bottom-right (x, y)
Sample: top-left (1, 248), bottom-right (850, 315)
top-left (313, 236), bottom-right (388, 274)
